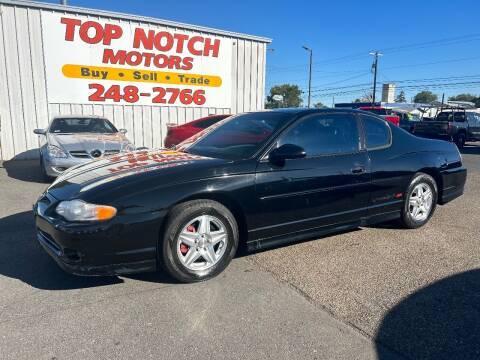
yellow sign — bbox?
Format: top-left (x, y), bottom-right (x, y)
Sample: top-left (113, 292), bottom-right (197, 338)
top-left (62, 64), bottom-right (222, 87)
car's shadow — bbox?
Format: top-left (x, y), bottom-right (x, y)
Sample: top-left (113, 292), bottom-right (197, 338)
top-left (376, 268), bottom-right (480, 360)
top-left (2, 158), bottom-right (50, 184)
top-left (0, 210), bottom-right (175, 290)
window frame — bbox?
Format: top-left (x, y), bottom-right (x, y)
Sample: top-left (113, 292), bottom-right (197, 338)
top-left (261, 112), bottom-right (362, 160)
top-left (358, 113), bottom-right (393, 151)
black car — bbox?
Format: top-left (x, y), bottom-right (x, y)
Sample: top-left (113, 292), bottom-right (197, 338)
top-left (34, 109), bottom-right (467, 283)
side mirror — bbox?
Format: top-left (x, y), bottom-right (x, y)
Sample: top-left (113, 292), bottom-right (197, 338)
top-left (33, 129), bottom-right (46, 135)
top-left (119, 128), bottom-right (127, 134)
top-left (268, 143), bottom-right (306, 166)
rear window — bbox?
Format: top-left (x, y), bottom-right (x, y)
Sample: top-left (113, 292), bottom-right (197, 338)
top-left (361, 115), bottom-right (391, 149)
top-left (436, 112), bottom-right (465, 122)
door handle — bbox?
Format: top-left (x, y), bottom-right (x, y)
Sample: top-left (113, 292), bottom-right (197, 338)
top-left (351, 166), bottom-right (366, 174)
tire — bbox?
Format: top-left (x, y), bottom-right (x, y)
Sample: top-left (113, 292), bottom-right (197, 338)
top-left (400, 173), bottom-right (437, 229)
top-left (39, 156), bottom-right (53, 183)
top-left (455, 133), bottom-right (466, 149)
top-left (160, 200), bottom-right (239, 283)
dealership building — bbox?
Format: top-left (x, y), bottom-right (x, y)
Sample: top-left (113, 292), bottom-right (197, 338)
top-left (0, 0), bottom-right (270, 160)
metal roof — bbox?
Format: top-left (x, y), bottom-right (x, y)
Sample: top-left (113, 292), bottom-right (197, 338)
top-left (0, 0), bottom-right (272, 43)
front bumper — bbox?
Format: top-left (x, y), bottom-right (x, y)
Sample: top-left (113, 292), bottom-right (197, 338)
top-left (34, 193), bottom-right (162, 276)
top-left (43, 156), bottom-right (91, 177)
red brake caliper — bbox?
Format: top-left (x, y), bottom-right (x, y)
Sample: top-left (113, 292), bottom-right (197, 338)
top-left (180, 225), bottom-right (196, 255)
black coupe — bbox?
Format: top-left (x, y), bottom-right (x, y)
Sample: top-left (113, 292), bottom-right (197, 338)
top-left (34, 109), bottom-right (467, 282)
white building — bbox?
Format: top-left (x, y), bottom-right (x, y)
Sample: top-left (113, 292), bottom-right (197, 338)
top-left (381, 83), bottom-right (396, 103)
top-left (0, 0), bottom-right (271, 160)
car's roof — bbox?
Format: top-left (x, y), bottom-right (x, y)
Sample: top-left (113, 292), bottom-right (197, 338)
top-left (262, 108), bottom-right (361, 116)
top-left (52, 115), bottom-right (108, 120)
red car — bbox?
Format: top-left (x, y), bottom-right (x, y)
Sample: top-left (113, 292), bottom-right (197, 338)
top-left (164, 114), bottom-right (231, 148)
top-left (358, 106), bottom-right (400, 126)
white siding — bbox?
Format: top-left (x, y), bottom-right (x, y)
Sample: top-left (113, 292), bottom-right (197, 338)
top-left (0, 2), bottom-right (269, 160)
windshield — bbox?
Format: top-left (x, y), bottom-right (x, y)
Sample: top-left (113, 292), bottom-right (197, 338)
top-left (49, 118), bottom-right (118, 134)
top-left (178, 112), bottom-right (293, 160)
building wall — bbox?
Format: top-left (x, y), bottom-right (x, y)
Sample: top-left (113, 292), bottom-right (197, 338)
top-left (0, 1), bottom-right (269, 160)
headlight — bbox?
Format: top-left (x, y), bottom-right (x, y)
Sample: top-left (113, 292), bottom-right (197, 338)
top-left (123, 143), bottom-right (136, 152)
top-left (56, 199), bottom-right (117, 222)
top-left (48, 145), bottom-right (68, 158)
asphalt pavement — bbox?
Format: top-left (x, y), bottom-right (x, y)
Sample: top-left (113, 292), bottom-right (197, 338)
top-left (0, 144), bottom-right (479, 359)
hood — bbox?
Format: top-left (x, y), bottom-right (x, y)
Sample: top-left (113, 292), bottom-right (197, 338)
top-left (47, 149), bottom-right (227, 200)
top-left (48, 133), bottom-right (131, 153)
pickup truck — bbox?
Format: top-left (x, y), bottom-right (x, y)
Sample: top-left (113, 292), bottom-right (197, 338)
top-left (413, 110), bottom-right (480, 148)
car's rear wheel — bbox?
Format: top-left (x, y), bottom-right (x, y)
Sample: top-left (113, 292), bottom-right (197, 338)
top-left (160, 200), bottom-right (239, 283)
top-left (401, 173), bottom-right (437, 229)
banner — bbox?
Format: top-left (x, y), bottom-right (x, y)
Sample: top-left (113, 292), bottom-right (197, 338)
top-left (42, 12), bottom-right (232, 107)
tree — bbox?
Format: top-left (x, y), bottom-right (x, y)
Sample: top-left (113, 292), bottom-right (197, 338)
top-left (448, 93), bottom-right (477, 102)
top-left (314, 101), bottom-right (327, 108)
top-left (448, 93), bottom-right (480, 107)
top-left (265, 84), bottom-right (302, 108)
top-left (413, 91), bottom-right (437, 104)
top-left (395, 90), bottom-right (406, 103)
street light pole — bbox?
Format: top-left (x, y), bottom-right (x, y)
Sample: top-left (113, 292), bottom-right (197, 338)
top-left (369, 51), bottom-right (382, 105)
top-left (302, 46), bottom-right (313, 108)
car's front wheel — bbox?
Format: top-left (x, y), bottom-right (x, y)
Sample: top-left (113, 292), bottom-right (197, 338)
top-left (160, 200), bottom-right (239, 283)
top-left (39, 156), bottom-right (53, 183)
top-left (401, 173), bottom-right (437, 229)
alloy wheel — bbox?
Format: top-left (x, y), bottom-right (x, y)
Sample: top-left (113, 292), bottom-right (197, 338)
top-left (176, 215), bottom-right (228, 271)
top-left (408, 183), bottom-right (434, 222)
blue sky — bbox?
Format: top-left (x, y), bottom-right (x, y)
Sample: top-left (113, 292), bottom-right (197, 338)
top-left (40, 0), bottom-right (480, 105)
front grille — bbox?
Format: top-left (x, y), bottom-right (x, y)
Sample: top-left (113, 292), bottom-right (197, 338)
top-left (69, 150), bottom-right (90, 158)
top-left (69, 150), bottom-right (120, 158)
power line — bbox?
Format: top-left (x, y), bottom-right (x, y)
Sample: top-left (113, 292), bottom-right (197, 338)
top-left (266, 33), bottom-right (480, 74)
top-left (311, 80), bottom-right (480, 98)
top-left (307, 74), bottom-right (480, 94)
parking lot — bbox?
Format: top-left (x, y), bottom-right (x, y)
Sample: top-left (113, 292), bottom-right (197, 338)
top-left (0, 144), bottom-right (479, 360)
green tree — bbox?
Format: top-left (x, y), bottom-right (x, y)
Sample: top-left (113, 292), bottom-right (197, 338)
top-left (448, 93), bottom-right (480, 107)
top-left (265, 84), bottom-right (303, 108)
top-left (448, 93), bottom-right (477, 102)
top-left (395, 90), bottom-right (406, 103)
top-left (314, 101), bottom-right (327, 108)
top-left (413, 91), bottom-right (437, 104)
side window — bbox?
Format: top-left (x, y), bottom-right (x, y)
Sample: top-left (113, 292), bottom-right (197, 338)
top-left (474, 114), bottom-right (480, 126)
top-left (277, 114), bottom-right (359, 156)
top-left (361, 115), bottom-right (391, 149)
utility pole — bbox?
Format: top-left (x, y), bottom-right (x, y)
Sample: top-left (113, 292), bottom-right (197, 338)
top-left (302, 45), bottom-right (313, 108)
top-left (369, 51), bottom-right (382, 105)
top-left (60, 0), bottom-right (68, 5)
